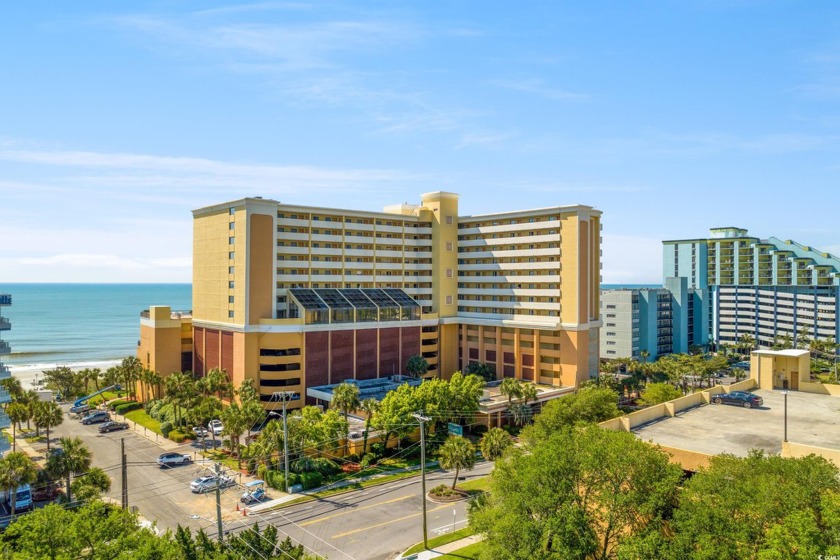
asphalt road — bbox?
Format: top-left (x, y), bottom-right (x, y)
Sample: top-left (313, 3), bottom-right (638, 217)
top-left (45, 409), bottom-right (247, 534)
top-left (225, 460), bottom-right (494, 560)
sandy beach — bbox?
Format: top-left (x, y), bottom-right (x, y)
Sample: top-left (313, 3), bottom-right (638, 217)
top-left (9, 361), bottom-right (122, 391)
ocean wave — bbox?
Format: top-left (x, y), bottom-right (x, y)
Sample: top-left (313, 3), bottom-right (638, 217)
top-left (9, 360), bottom-right (123, 373)
top-left (9, 350), bottom-right (69, 357)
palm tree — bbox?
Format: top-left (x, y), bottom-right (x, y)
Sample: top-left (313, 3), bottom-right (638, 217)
top-left (0, 377), bottom-right (24, 402)
top-left (0, 452), bottom-right (38, 516)
top-left (33, 401), bottom-right (63, 452)
top-left (499, 378), bottom-right (523, 406)
top-left (639, 350), bottom-right (650, 364)
top-left (203, 368), bottom-right (229, 400)
top-left (221, 404), bottom-right (249, 461)
top-left (47, 436), bottom-right (92, 504)
top-left (359, 398), bottom-right (379, 456)
top-left (120, 356), bottom-right (143, 400)
top-left (331, 383), bottom-right (360, 456)
top-left (437, 436), bottom-right (476, 490)
top-left (6, 403), bottom-right (28, 452)
top-left (479, 428), bottom-right (512, 461)
top-left (738, 333), bottom-right (755, 355)
top-left (103, 366), bottom-right (120, 388)
top-left (164, 371), bottom-right (194, 426)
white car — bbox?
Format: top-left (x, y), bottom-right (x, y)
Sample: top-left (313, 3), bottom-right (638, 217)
top-left (157, 452), bottom-right (192, 468)
top-left (208, 420), bottom-right (224, 436)
top-left (190, 475), bottom-right (234, 494)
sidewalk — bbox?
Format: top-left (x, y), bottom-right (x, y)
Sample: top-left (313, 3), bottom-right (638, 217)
top-left (404, 535), bottom-right (484, 559)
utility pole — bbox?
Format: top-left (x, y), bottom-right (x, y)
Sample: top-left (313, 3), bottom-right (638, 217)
top-left (121, 438), bottom-right (128, 509)
top-left (273, 391), bottom-right (299, 494)
top-left (214, 462), bottom-right (224, 542)
top-left (412, 413), bottom-right (431, 550)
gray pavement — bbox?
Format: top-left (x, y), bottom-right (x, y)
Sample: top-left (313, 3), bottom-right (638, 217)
top-left (224, 461), bottom-right (494, 560)
top-left (634, 388), bottom-right (840, 457)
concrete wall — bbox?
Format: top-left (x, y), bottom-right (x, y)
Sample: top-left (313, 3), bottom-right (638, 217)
top-left (799, 381), bottom-right (840, 396)
top-left (782, 441), bottom-right (840, 469)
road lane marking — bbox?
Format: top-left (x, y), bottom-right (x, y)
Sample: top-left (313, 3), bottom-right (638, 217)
top-left (298, 494), bottom-right (414, 527)
top-left (330, 504), bottom-right (452, 539)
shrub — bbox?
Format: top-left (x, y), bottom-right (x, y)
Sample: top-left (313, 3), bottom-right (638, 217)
top-left (291, 456), bottom-right (314, 474)
top-left (265, 470), bottom-right (300, 491)
top-left (429, 484), bottom-right (462, 499)
top-left (370, 443), bottom-right (385, 458)
top-left (256, 464), bottom-right (268, 481)
top-left (169, 429), bottom-right (188, 443)
top-left (115, 402), bottom-right (142, 415)
top-left (309, 458), bottom-right (340, 476)
top-left (299, 471), bottom-right (324, 490)
top-left (160, 421), bottom-right (174, 438)
top-left (108, 399), bottom-right (129, 410)
top-left (360, 453), bottom-right (376, 469)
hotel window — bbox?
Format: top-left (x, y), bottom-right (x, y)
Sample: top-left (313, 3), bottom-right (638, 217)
top-left (446, 215), bottom-right (453, 225)
top-left (229, 208), bottom-right (235, 215)
top-left (229, 281), bottom-right (234, 289)
top-left (446, 242), bottom-right (453, 252)
top-left (229, 266), bottom-right (235, 274)
top-left (229, 222), bottom-right (235, 230)
top-left (228, 296), bottom-right (235, 304)
top-left (229, 252), bottom-right (235, 259)
top-left (228, 311), bottom-right (235, 318)
top-left (446, 268), bottom-right (453, 278)
top-left (446, 295), bottom-right (453, 305)
top-left (229, 237), bottom-right (234, 245)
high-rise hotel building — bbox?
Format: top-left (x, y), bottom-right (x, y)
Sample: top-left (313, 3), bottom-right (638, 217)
top-left (0, 294), bottom-right (14, 431)
top-left (139, 192), bottom-right (602, 410)
top-left (663, 227), bottom-right (840, 349)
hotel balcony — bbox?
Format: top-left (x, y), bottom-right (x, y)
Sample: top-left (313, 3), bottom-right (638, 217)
top-left (459, 233), bottom-right (561, 248)
top-left (460, 248), bottom-right (559, 259)
top-left (0, 365), bottom-right (11, 379)
top-left (0, 317), bottom-right (9, 331)
top-left (0, 295), bottom-right (10, 306)
top-left (458, 221), bottom-right (558, 236)
top-left (0, 341), bottom-right (9, 356)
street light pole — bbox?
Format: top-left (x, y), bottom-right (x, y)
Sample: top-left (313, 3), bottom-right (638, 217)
top-left (783, 390), bottom-right (788, 443)
top-left (412, 413), bottom-right (431, 550)
top-left (214, 462), bottom-right (224, 542)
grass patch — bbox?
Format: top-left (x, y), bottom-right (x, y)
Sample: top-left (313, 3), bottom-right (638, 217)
top-left (272, 468), bottom-right (429, 509)
top-left (437, 541), bottom-right (485, 559)
top-left (24, 436), bottom-right (46, 444)
top-left (202, 449), bottom-right (240, 471)
top-left (87, 391), bottom-right (127, 406)
top-left (404, 527), bottom-right (475, 555)
top-left (457, 476), bottom-right (490, 493)
top-left (125, 409), bottom-right (161, 435)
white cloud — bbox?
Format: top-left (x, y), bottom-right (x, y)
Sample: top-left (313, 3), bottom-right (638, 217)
top-left (492, 78), bottom-right (588, 101)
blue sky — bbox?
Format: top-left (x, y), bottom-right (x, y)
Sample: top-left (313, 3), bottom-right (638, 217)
top-left (3, 1), bottom-right (840, 284)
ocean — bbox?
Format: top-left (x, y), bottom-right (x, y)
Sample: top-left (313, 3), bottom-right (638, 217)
top-left (0, 283), bottom-right (191, 370)
top-left (0, 282), bottom-right (653, 372)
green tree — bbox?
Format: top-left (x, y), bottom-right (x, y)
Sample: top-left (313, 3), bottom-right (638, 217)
top-left (479, 427), bottom-right (512, 461)
top-left (220, 403), bottom-right (249, 458)
top-left (119, 356), bottom-right (143, 400)
top-left (1, 376), bottom-right (23, 401)
top-left (522, 386), bottom-right (621, 445)
top-left (47, 436), bottom-right (92, 504)
top-left (465, 361), bottom-right (496, 382)
top-left (6, 402), bottom-right (29, 452)
top-left (359, 397), bottom-right (379, 456)
top-left (331, 382), bottom-right (361, 456)
top-left (164, 371), bottom-right (195, 427)
top-left (0, 451), bottom-right (38, 516)
top-left (405, 354), bottom-right (429, 378)
top-left (42, 365), bottom-right (83, 400)
top-left (241, 398), bottom-right (266, 446)
top-left (372, 383), bottom-right (418, 450)
top-left (33, 400), bottom-right (63, 451)
top-left (637, 382), bottom-right (682, 406)
top-left (473, 425), bottom-right (681, 560)
top-left (438, 435), bottom-right (476, 489)
top-left (70, 466), bottom-right (112, 502)
top-left (639, 350), bottom-right (650, 364)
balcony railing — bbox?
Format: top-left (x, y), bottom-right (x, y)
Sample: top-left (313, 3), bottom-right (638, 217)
top-left (0, 341), bottom-right (9, 355)
top-left (0, 295), bottom-right (10, 305)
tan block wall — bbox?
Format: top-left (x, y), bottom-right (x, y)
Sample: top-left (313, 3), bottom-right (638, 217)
top-left (194, 208), bottom-right (236, 324)
top-left (560, 214), bottom-right (580, 325)
top-left (248, 213), bottom-right (274, 325)
top-left (421, 193), bottom-right (459, 317)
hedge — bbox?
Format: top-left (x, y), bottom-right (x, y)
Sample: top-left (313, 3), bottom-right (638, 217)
top-left (169, 429), bottom-right (188, 443)
top-left (265, 470), bottom-right (300, 491)
top-left (115, 402), bottom-right (143, 415)
top-left (161, 421), bottom-right (174, 438)
top-left (299, 471), bottom-right (324, 490)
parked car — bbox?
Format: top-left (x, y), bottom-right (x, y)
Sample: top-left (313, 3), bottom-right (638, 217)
top-left (81, 411), bottom-right (110, 425)
top-left (732, 361), bottom-right (751, 371)
top-left (69, 404), bottom-right (92, 415)
top-left (190, 474), bottom-right (234, 493)
top-left (99, 421), bottom-right (129, 433)
top-left (208, 420), bottom-right (224, 436)
top-left (157, 452), bottom-right (192, 468)
top-left (193, 426), bottom-right (208, 438)
top-left (712, 391), bottom-right (763, 408)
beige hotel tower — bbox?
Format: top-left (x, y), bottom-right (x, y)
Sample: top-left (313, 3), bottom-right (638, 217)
top-left (139, 192), bottom-right (602, 410)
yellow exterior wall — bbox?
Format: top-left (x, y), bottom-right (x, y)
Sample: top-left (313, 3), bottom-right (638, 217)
top-left (137, 306), bottom-right (191, 377)
top-left (420, 192), bottom-right (459, 317)
top-left (194, 207), bottom-right (236, 325)
top-left (248, 213), bottom-right (274, 325)
top-left (560, 214), bottom-right (580, 325)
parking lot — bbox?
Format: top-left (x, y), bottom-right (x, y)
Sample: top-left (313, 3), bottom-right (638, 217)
top-left (31, 407), bottom-right (251, 533)
top-left (634, 388), bottom-right (840, 457)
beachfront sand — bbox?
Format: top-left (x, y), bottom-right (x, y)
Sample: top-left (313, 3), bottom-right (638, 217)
top-left (9, 361), bottom-right (121, 391)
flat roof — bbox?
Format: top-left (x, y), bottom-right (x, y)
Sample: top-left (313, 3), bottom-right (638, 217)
top-left (752, 349), bottom-right (809, 357)
top-left (633, 389), bottom-right (840, 457)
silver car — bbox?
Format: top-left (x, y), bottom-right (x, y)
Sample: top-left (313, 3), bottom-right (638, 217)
top-left (190, 475), bottom-right (234, 493)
